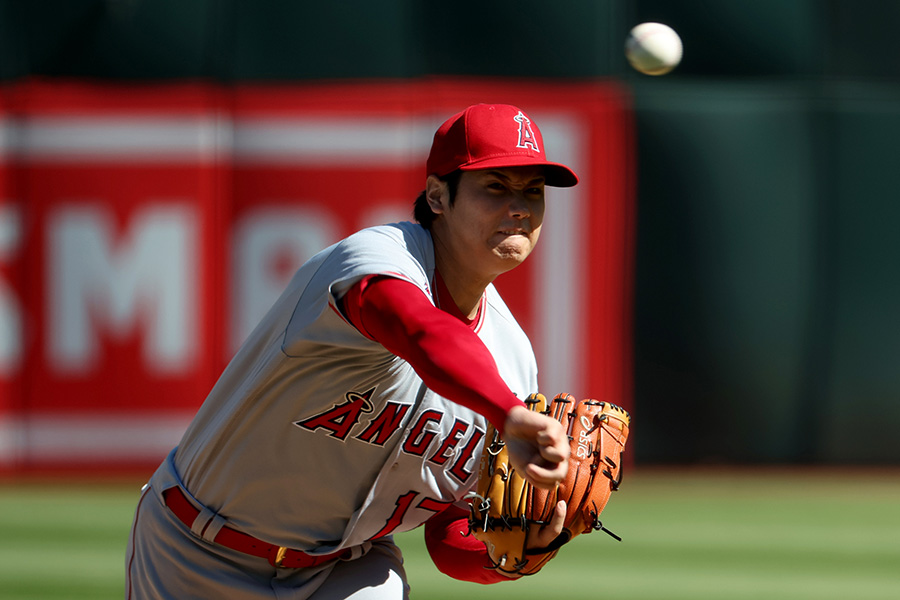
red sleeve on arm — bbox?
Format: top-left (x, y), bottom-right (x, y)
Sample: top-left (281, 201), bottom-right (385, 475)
top-left (340, 275), bottom-right (523, 432)
top-left (424, 505), bottom-right (509, 584)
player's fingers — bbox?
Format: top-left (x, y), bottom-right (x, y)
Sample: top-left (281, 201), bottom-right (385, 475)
top-left (523, 458), bottom-right (568, 488)
top-left (535, 430), bottom-right (569, 468)
top-left (537, 429), bottom-right (569, 462)
top-left (546, 500), bottom-right (566, 538)
top-left (529, 501), bottom-right (567, 549)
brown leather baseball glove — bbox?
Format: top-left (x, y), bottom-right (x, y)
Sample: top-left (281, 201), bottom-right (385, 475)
top-left (467, 392), bottom-right (630, 577)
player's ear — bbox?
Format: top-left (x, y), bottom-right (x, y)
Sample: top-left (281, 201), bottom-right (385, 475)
top-left (425, 175), bottom-right (448, 215)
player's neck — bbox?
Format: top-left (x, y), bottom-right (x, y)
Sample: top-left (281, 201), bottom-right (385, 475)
top-left (433, 259), bottom-right (489, 321)
top-left (433, 268), bottom-right (481, 325)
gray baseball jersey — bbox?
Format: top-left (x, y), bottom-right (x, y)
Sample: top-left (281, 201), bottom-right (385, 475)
top-left (155, 220), bottom-right (538, 555)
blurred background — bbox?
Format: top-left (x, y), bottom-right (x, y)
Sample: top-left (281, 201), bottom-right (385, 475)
top-left (2, 0), bottom-right (898, 469)
top-left (1, 1), bottom-right (899, 599)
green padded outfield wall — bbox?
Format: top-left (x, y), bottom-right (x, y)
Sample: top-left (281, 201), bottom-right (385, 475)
top-left (1, 0), bottom-right (898, 463)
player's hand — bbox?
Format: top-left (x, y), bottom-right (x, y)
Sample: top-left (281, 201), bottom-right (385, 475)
top-left (528, 500), bottom-right (567, 550)
top-left (502, 404), bottom-right (569, 489)
top-left (493, 500), bottom-right (567, 579)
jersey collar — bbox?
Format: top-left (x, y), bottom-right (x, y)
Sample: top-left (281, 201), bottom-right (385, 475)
top-left (432, 269), bottom-right (485, 330)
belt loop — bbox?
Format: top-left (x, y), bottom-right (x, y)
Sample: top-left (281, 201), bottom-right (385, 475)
top-left (190, 507), bottom-right (228, 543)
top-left (346, 541), bottom-right (372, 560)
top-left (190, 507), bottom-right (216, 538)
top-left (200, 513), bottom-right (228, 543)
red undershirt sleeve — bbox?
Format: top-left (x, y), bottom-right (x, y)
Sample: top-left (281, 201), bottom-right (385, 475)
top-left (340, 274), bottom-right (524, 433)
top-left (423, 504), bottom-right (509, 584)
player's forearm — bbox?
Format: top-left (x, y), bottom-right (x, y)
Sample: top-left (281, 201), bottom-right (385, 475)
top-left (341, 275), bottom-right (522, 431)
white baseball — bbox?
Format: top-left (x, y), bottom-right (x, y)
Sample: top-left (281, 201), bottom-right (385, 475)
top-left (625, 22), bottom-right (683, 76)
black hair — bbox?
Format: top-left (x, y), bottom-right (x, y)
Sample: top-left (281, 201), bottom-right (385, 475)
top-left (413, 170), bottom-right (462, 229)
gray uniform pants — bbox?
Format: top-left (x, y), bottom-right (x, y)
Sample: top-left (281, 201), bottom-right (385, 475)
top-left (125, 484), bottom-right (409, 600)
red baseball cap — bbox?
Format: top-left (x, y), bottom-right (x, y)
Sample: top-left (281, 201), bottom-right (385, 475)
top-left (426, 104), bottom-right (579, 188)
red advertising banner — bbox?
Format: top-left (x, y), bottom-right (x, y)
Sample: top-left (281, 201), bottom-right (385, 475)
top-left (0, 79), bottom-right (633, 473)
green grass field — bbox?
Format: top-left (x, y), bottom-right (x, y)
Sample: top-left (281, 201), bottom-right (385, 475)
top-left (2, 468), bottom-right (898, 599)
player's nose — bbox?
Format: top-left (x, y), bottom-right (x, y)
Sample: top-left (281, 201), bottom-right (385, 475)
top-left (508, 192), bottom-right (532, 219)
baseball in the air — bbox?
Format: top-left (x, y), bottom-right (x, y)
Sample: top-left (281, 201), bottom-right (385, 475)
top-left (625, 22), bottom-right (683, 76)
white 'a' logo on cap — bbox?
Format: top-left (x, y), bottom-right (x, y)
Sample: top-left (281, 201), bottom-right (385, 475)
top-left (514, 111), bottom-right (539, 152)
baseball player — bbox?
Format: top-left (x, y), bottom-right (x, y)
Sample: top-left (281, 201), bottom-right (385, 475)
top-left (126, 103), bottom-right (580, 599)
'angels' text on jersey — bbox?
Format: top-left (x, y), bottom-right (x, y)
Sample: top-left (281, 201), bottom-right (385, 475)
top-left (295, 387), bottom-right (485, 485)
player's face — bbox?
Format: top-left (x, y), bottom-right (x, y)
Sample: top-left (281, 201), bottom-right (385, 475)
top-left (429, 166), bottom-right (546, 280)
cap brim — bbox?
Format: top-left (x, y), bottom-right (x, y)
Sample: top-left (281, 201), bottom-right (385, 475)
top-left (458, 157), bottom-right (579, 188)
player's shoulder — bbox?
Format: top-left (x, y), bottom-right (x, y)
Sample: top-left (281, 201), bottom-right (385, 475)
top-left (328, 221), bottom-right (434, 276)
top-left (342, 221), bottom-right (431, 252)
